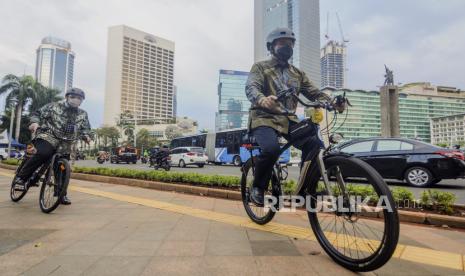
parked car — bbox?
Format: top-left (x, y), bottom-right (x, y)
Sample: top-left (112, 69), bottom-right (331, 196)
top-left (333, 137), bottom-right (465, 187)
top-left (110, 146), bottom-right (138, 164)
top-left (0, 148), bottom-right (8, 160)
top-left (170, 147), bottom-right (208, 168)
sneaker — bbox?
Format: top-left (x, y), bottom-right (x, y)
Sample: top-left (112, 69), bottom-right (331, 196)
top-left (250, 187), bottom-right (265, 207)
top-left (13, 178), bottom-right (27, 191)
top-left (61, 196), bottom-right (71, 205)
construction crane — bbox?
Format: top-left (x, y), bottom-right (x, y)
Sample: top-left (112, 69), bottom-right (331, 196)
top-left (336, 12), bottom-right (349, 45)
top-left (324, 12), bottom-right (330, 41)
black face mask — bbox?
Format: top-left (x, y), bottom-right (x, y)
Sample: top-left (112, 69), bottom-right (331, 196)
top-left (274, 45), bottom-right (293, 62)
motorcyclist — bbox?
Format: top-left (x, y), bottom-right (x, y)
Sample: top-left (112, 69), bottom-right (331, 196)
top-left (155, 145), bottom-right (170, 166)
top-left (13, 88), bottom-right (93, 205)
top-left (245, 27), bottom-right (346, 206)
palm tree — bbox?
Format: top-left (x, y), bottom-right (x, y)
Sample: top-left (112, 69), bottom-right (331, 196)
top-left (29, 83), bottom-right (62, 113)
top-left (0, 74), bottom-right (35, 140)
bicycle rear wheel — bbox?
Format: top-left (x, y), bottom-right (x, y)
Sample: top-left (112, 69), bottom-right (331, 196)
top-left (39, 158), bottom-right (70, 213)
top-left (241, 158), bottom-right (277, 225)
top-left (306, 155), bottom-right (399, 272)
top-left (10, 159), bottom-right (29, 202)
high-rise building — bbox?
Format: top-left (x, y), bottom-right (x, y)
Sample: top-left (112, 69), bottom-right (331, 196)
top-left (215, 70), bottom-right (250, 131)
top-left (173, 86), bottom-right (177, 118)
top-left (103, 25), bottom-right (175, 126)
top-left (35, 36), bottom-right (75, 95)
top-left (430, 113), bottom-right (465, 146)
top-left (326, 83), bottom-right (465, 142)
top-left (320, 40), bottom-right (346, 89)
top-left (254, 0), bottom-right (321, 87)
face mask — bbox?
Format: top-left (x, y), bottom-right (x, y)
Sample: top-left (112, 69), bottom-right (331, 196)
top-left (67, 97), bottom-right (82, 108)
top-left (274, 45), bottom-right (293, 61)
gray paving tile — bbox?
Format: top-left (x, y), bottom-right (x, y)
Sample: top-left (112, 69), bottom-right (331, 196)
top-left (109, 240), bottom-right (162, 256)
top-left (205, 240), bottom-right (253, 256)
top-left (22, 255), bottom-right (100, 276)
top-left (156, 240), bottom-right (206, 257)
top-left (57, 241), bottom-right (118, 256)
top-left (250, 240), bottom-right (301, 256)
top-left (82, 256), bottom-right (151, 276)
top-left (141, 256), bottom-right (205, 276)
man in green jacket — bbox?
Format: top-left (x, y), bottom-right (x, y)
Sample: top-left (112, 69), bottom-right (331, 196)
top-left (14, 88), bottom-right (93, 205)
top-left (245, 27), bottom-right (344, 205)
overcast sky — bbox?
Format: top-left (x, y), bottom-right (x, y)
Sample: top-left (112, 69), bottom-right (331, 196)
top-left (1, 0), bottom-right (464, 130)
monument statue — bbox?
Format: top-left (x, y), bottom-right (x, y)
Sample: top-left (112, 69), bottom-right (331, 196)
top-left (384, 64), bottom-right (394, 86)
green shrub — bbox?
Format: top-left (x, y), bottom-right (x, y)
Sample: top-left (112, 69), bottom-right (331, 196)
top-left (420, 190), bottom-right (456, 215)
top-left (72, 166), bottom-right (241, 188)
top-left (391, 187), bottom-right (415, 207)
top-left (282, 180), bottom-right (297, 195)
top-left (1, 159), bottom-right (20, 166)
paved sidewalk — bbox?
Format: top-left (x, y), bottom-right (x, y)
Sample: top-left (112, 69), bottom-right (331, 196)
top-left (0, 169), bottom-right (464, 275)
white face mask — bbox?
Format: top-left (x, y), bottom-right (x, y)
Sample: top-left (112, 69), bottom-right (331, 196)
top-left (67, 97), bottom-right (82, 108)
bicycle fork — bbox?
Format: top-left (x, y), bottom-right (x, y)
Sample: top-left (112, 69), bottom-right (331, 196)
top-left (294, 149), bottom-right (347, 197)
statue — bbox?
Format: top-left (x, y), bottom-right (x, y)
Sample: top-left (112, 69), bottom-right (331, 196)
top-left (384, 65), bottom-right (394, 86)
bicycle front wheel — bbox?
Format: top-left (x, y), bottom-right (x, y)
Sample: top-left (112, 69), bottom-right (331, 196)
top-left (10, 159), bottom-right (29, 202)
top-left (241, 158), bottom-right (277, 225)
top-left (39, 158), bottom-right (70, 213)
top-left (306, 155), bottom-right (399, 272)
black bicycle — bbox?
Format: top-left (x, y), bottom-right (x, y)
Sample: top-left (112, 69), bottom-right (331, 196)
top-left (241, 89), bottom-right (399, 272)
top-left (10, 128), bottom-right (79, 213)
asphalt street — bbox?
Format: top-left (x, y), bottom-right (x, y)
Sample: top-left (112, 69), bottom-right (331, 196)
top-left (75, 160), bottom-right (465, 204)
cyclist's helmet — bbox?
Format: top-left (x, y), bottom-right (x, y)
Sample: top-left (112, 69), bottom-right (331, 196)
top-left (65, 88), bottom-right (85, 100)
top-left (266, 27), bottom-right (296, 51)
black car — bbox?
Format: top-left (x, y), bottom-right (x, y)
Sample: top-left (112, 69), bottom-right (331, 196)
top-left (110, 147), bottom-right (138, 164)
top-left (333, 137), bottom-right (465, 187)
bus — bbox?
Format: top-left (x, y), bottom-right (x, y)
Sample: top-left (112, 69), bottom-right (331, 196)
top-left (170, 128), bottom-right (290, 166)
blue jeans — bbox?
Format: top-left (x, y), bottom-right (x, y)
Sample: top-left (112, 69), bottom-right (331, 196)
top-left (252, 121), bottom-right (323, 190)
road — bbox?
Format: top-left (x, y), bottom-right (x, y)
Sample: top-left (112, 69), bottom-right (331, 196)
top-left (75, 160), bottom-right (465, 204)
top-left (1, 169), bottom-right (465, 275)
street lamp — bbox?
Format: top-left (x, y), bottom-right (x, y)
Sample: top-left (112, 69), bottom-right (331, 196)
top-left (7, 98), bottom-right (18, 160)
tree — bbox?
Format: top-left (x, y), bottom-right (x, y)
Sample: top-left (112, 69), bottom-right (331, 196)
top-left (117, 111), bottom-right (135, 144)
top-left (0, 111), bottom-right (31, 144)
top-left (165, 125), bottom-right (183, 140)
top-left (0, 74), bottom-right (35, 140)
top-left (29, 83), bottom-right (62, 113)
top-left (95, 126), bottom-right (121, 149)
top-left (136, 128), bottom-right (159, 150)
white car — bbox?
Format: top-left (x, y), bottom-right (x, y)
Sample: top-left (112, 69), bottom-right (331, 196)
top-left (0, 148), bottom-right (9, 160)
top-left (170, 147), bottom-right (208, 168)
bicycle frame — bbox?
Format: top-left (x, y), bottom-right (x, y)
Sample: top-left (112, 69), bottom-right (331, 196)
top-left (246, 123), bottom-right (348, 204)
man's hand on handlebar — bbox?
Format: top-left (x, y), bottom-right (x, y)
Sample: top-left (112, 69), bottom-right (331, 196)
top-left (258, 95), bottom-right (282, 113)
top-left (331, 95), bottom-right (351, 114)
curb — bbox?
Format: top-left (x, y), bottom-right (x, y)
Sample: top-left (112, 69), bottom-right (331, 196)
top-left (71, 172), bottom-right (241, 201)
top-left (1, 162), bottom-right (464, 229)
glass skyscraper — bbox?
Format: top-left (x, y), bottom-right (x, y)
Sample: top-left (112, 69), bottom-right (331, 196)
top-left (35, 36), bottom-right (75, 95)
top-left (254, 0), bottom-right (321, 87)
top-left (321, 40), bottom-right (346, 89)
top-left (329, 88), bottom-right (465, 142)
top-left (215, 70), bottom-right (250, 131)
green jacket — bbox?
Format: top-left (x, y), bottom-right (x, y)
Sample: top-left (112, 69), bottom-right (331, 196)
top-left (245, 57), bottom-right (330, 134)
top-left (30, 101), bottom-right (93, 151)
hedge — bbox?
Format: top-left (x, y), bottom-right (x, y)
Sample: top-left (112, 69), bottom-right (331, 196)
top-left (73, 166), bottom-right (241, 188)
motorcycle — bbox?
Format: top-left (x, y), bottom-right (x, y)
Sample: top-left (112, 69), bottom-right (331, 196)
top-left (141, 156), bottom-right (148, 164)
top-left (154, 156), bottom-right (171, 171)
top-left (97, 156), bottom-right (105, 164)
